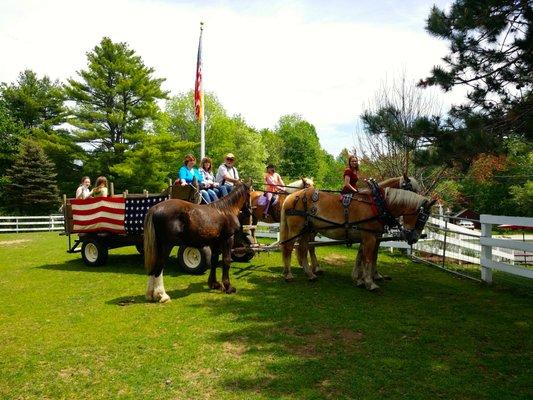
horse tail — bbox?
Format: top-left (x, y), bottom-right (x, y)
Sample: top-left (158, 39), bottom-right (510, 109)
top-left (144, 210), bottom-right (157, 273)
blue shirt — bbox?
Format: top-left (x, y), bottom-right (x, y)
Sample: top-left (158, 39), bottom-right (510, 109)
top-left (178, 166), bottom-right (203, 184)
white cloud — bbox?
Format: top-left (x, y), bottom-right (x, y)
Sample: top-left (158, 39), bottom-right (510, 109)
top-left (0, 0), bottom-right (466, 156)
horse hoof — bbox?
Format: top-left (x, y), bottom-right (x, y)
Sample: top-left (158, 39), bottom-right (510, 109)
top-left (159, 294), bottom-right (171, 303)
top-left (308, 275), bottom-right (318, 282)
top-left (225, 286), bottom-right (237, 294)
top-left (315, 269), bottom-right (324, 276)
top-left (355, 280), bottom-right (365, 287)
top-left (145, 292), bottom-right (154, 301)
top-left (367, 283), bottom-right (380, 291)
top-left (209, 282), bottom-right (222, 290)
top-left (284, 274), bottom-right (294, 282)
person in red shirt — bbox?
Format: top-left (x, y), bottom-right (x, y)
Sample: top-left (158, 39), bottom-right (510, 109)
top-left (341, 155), bottom-right (359, 194)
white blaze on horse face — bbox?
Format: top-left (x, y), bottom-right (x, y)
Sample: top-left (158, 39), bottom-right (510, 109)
top-left (153, 273), bottom-right (171, 303)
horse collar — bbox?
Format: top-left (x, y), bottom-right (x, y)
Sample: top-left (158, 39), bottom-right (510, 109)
top-left (367, 178), bottom-right (401, 231)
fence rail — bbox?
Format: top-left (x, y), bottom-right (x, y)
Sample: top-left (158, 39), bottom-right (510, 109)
top-left (0, 215), bottom-right (64, 233)
top-left (479, 214), bottom-right (533, 283)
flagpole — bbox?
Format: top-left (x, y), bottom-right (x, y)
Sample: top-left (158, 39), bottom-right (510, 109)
top-left (195, 22), bottom-right (206, 160)
top-left (199, 22), bottom-right (205, 160)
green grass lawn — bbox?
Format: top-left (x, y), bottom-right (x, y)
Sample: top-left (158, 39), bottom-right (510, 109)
top-left (0, 232), bottom-right (531, 400)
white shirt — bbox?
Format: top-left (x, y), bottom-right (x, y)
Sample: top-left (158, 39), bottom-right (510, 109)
top-left (75, 185), bottom-right (91, 199)
top-left (215, 163), bottom-right (239, 186)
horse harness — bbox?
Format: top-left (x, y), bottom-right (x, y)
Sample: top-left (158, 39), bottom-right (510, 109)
top-left (283, 180), bottom-right (403, 245)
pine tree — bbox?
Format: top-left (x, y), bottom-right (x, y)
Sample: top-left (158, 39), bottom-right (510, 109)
top-left (419, 0), bottom-right (532, 139)
top-left (5, 141), bottom-right (60, 215)
top-left (66, 37), bottom-right (168, 180)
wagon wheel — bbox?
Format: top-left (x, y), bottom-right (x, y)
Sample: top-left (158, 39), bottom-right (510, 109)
top-left (231, 232), bottom-right (255, 263)
top-left (81, 239), bottom-right (108, 266)
top-left (177, 246), bottom-right (208, 274)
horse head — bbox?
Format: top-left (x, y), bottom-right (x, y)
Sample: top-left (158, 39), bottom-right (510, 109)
top-left (399, 174), bottom-right (421, 193)
top-left (401, 197), bottom-right (437, 245)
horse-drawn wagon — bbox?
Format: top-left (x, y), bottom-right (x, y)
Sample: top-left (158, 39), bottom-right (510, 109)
top-left (61, 183), bottom-right (255, 273)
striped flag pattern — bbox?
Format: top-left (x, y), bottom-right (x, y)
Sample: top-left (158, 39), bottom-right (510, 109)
top-left (71, 196), bottom-right (168, 234)
top-left (194, 25), bottom-right (204, 121)
top-left (71, 197), bottom-right (126, 234)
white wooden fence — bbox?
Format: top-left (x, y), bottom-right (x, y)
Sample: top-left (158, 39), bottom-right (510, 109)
top-left (0, 215), bottom-right (64, 233)
top-left (255, 216), bottom-right (531, 284)
top-left (479, 214), bottom-right (533, 283)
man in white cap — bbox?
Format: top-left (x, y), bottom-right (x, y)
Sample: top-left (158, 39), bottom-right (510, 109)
top-left (215, 153), bottom-right (240, 196)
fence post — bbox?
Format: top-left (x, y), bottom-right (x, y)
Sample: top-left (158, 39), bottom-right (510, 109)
top-left (50, 215), bottom-right (54, 231)
top-left (16, 217), bottom-right (19, 233)
top-left (480, 220), bottom-right (493, 284)
top-left (442, 217), bottom-right (448, 268)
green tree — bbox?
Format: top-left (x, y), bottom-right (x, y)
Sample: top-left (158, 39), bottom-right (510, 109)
top-left (260, 128), bottom-right (284, 168)
top-left (420, 0), bottom-right (532, 142)
top-left (4, 141), bottom-right (59, 215)
top-left (1, 70), bottom-right (65, 130)
top-left (0, 102), bottom-right (24, 176)
top-left (275, 114), bottom-right (321, 180)
top-left (164, 92), bottom-right (267, 182)
top-left (66, 37), bottom-right (168, 181)
top-left (1, 70), bottom-right (82, 194)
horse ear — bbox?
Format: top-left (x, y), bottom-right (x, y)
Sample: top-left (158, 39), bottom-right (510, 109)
top-left (245, 177), bottom-right (253, 187)
top-left (403, 172), bottom-right (410, 182)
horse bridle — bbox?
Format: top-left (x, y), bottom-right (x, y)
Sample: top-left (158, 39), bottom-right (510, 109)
top-left (401, 176), bottom-right (415, 192)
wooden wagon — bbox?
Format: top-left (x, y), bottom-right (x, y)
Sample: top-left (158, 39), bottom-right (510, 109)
top-left (62, 183), bottom-right (255, 273)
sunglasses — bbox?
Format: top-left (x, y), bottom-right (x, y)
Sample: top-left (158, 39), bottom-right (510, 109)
top-left (226, 158), bottom-right (234, 161)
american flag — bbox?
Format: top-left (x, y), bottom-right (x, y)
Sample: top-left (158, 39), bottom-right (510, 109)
top-left (71, 196), bottom-right (167, 235)
top-left (194, 23), bottom-right (204, 121)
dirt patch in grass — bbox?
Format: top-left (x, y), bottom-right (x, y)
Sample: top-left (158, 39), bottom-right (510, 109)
top-left (0, 239), bottom-right (29, 246)
top-left (281, 327), bottom-right (363, 358)
top-left (222, 341), bottom-right (247, 358)
top-left (338, 329), bottom-right (364, 346)
top-left (321, 254), bottom-right (350, 267)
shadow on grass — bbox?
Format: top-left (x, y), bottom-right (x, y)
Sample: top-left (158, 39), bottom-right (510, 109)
top-left (184, 256), bottom-right (533, 399)
top-left (36, 254), bottom-right (189, 277)
top-left (106, 282), bottom-right (207, 306)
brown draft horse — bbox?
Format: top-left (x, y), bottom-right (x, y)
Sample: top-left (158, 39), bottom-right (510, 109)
top-left (144, 181), bottom-right (252, 302)
top-left (311, 175), bottom-right (421, 276)
top-left (280, 186), bottom-right (435, 291)
top-left (251, 175), bottom-right (420, 277)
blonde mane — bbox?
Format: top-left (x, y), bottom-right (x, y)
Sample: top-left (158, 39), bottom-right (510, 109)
top-left (384, 187), bottom-right (426, 209)
top-left (285, 177), bottom-right (314, 194)
top-left (379, 176), bottom-right (421, 193)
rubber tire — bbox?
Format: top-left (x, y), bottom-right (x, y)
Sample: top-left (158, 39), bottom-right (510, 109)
top-left (231, 233), bottom-right (255, 263)
top-left (81, 240), bottom-right (108, 266)
top-left (177, 246), bottom-right (208, 274)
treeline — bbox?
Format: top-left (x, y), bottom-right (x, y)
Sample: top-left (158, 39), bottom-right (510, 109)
top-left (0, 0), bottom-right (531, 216)
top-left (0, 38), bottom-right (347, 215)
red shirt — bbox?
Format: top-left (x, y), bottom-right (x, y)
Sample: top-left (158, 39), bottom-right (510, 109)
top-left (342, 168), bottom-right (358, 194)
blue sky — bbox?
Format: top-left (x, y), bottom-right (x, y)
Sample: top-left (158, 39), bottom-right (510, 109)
top-left (0, 0), bottom-right (464, 156)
